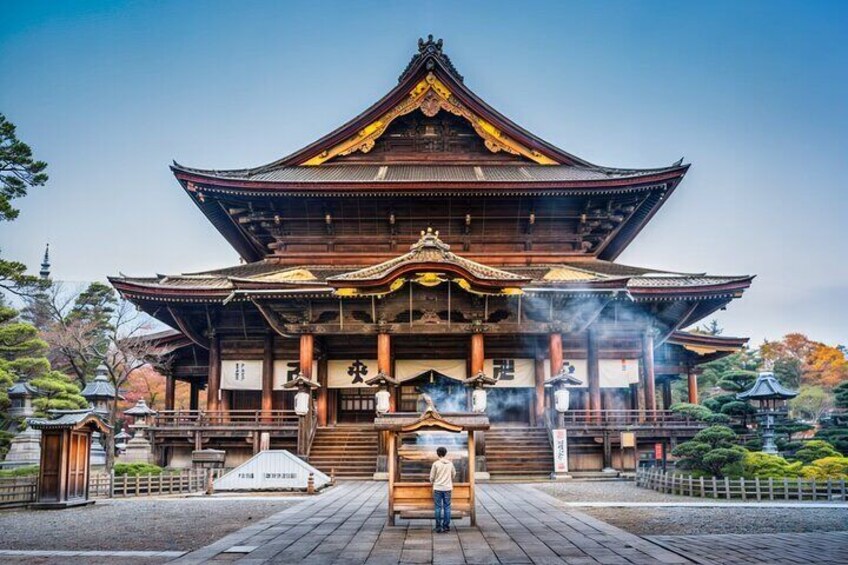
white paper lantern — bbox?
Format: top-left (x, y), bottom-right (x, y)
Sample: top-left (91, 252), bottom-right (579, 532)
top-left (375, 389), bottom-right (391, 414)
top-left (294, 391), bottom-right (311, 416)
top-left (471, 388), bottom-right (487, 413)
top-left (554, 388), bottom-right (570, 413)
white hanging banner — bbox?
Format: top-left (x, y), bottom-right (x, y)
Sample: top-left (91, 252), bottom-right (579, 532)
top-left (600, 359), bottom-right (640, 388)
top-left (272, 360), bottom-right (319, 390)
top-left (221, 360), bottom-right (263, 390)
top-left (327, 359), bottom-right (378, 388)
top-left (395, 360), bottom-right (467, 383)
top-left (483, 359), bottom-right (535, 387)
top-left (543, 359), bottom-right (640, 388)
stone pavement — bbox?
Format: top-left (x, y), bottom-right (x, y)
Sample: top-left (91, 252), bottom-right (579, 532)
top-left (171, 481), bottom-right (692, 564)
top-left (648, 532), bottom-right (848, 565)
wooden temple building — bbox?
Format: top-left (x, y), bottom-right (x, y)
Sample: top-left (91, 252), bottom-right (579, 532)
top-left (110, 37), bottom-right (752, 478)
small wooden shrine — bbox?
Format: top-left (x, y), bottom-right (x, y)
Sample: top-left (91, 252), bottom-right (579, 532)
top-left (374, 408), bottom-right (489, 526)
top-left (28, 410), bottom-right (110, 509)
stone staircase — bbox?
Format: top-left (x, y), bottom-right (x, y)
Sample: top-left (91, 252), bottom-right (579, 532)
top-left (308, 426), bottom-right (379, 480)
top-left (485, 427), bottom-right (553, 479)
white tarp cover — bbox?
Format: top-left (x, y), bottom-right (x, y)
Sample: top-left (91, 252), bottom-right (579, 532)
top-left (327, 359), bottom-right (378, 388)
top-left (483, 359), bottom-right (535, 387)
top-left (221, 360), bottom-right (263, 390)
top-left (395, 359), bottom-right (467, 383)
top-left (272, 360), bottom-right (318, 390)
top-left (543, 359), bottom-right (640, 388)
top-left (213, 450), bottom-right (330, 491)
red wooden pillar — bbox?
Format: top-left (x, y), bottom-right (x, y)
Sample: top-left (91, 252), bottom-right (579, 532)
top-left (687, 368), bottom-right (699, 404)
top-left (643, 331), bottom-right (657, 418)
top-left (165, 375), bottom-right (175, 411)
top-left (549, 332), bottom-right (563, 376)
top-left (377, 332), bottom-right (395, 412)
top-left (206, 334), bottom-right (221, 412)
top-left (262, 333), bottom-right (274, 420)
top-left (534, 357), bottom-right (546, 426)
top-left (300, 334), bottom-right (314, 379)
top-left (317, 358), bottom-right (328, 426)
top-left (587, 329), bottom-right (601, 421)
top-left (470, 333), bottom-right (485, 375)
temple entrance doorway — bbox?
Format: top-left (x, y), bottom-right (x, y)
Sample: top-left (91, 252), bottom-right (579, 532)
top-left (398, 371), bottom-right (467, 413)
top-left (486, 388), bottom-right (532, 425)
top-left (337, 388), bottom-right (376, 423)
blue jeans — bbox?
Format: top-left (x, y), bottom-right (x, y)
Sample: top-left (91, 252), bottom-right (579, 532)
top-left (433, 489), bottom-right (452, 530)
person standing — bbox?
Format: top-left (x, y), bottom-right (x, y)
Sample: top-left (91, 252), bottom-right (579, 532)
top-left (429, 446), bottom-right (456, 533)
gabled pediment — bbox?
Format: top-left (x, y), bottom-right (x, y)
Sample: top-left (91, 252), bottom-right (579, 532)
top-left (257, 36), bottom-right (591, 169)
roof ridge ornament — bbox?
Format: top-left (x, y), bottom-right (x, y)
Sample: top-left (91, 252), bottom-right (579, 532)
top-left (399, 35), bottom-right (464, 84)
top-left (410, 226), bottom-right (451, 252)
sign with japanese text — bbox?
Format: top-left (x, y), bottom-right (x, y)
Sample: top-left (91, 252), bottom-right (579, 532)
top-left (553, 429), bottom-right (568, 473)
top-left (272, 361), bottom-right (318, 390)
top-left (327, 359), bottom-right (378, 388)
top-left (483, 359), bottom-right (535, 387)
top-left (221, 360), bottom-right (263, 390)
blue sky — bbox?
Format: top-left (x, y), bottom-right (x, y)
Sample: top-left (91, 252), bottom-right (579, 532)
top-left (1, 1), bottom-right (846, 345)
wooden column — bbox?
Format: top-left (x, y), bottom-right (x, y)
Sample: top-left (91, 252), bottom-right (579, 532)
top-left (687, 368), bottom-right (699, 404)
top-left (587, 330), bottom-right (601, 420)
top-left (470, 333), bottom-right (484, 375)
top-left (549, 332), bottom-right (563, 376)
top-left (165, 375), bottom-right (175, 411)
top-left (534, 357), bottom-right (546, 426)
top-left (300, 333), bottom-right (314, 379)
top-left (468, 430), bottom-right (476, 527)
top-left (262, 334), bottom-right (274, 419)
top-left (189, 382), bottom-right (199, 411)
top-left (206, 334), bottom-right (221, 412)
top-left (643, 331), bottom-right (657, 418)
top-left (661, 379), bottom-right (673, 410)
top-left (317, 358), bottom-right (328, 426)
top-left (377, 332), bottom-right (394, 412)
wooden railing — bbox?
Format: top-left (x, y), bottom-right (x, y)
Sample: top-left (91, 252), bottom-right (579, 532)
top-left (89, 469), bottom-right (223, 498)
top-left (0, 476), bottom-right (37, 508)
top-left (637, 468), bottom-right (848, 502)
top-left (153, 409), bottom-right (299, 429)
top-left (549, 409), bottom-right (704, 429)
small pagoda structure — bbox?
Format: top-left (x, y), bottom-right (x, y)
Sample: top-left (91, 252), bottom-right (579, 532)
top-left (80, 365), bottom-right (122, 467)
top-left (737, 371), bottom-right (798, 454)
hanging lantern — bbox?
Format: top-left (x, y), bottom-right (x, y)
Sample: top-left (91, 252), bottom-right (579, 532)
top-left (554, 388), bottom-right (571, 413)
top-left (472, 387), bottom-right (488, 413)
top-left (375, 389), bottom-right (391, 415)
top-left (294, 390), bottom-right (311, 416)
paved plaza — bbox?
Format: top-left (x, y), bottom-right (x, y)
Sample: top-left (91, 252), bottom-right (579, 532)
top-left (1, 481), bottom-right (846, 564)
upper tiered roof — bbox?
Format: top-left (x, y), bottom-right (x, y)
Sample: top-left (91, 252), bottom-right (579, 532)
top-left (171, 37), bottom-right (690, 263)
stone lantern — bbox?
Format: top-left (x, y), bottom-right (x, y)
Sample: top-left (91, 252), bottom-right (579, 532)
top-left (366, 371), bottom-right (399, 415)
top-left (737, 371), bottom-right (798, 455)
top-left (81, 365), bottom-right (123, 467)
top-left (7, 378), bottom-right (40, 419)
top-left (283, 373), bottom-right (320, 416)
top-left (464, 371), bottom-right (497, 414)
top-left (114, 428), bottom-right (130, 454)
top-left (121, 399), bottom-right (158, 464)
top-left (545, 368), bottom-right (583, 426)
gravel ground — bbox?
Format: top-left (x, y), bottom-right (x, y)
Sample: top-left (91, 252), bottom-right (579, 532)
top-left (581, 506), bottom-right (848, 535)
top-left (536, 480), bottom-right (704, 503)
top-left (0, 495), bottom-right (303, 552)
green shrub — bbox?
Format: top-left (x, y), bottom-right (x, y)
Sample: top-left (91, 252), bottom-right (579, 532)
top-left (670, 403), bottom-right (713, 421)
top-left (113, 463), bottom-right (163, 476)
top-left (706, 413), bottom-right (732, 425)
top-left (0, 465), bottom-right (39, 477)
top-left (672, 425), bottom-right (747, 477)
top-left (742, 452), bottom-right (802, 479)
top-left (792, 440), bottom-right (842, 464)
top-left (801, 457), bottom-right (848, 480)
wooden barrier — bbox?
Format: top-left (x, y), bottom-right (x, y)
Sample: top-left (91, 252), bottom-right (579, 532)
top-left (636, 468), bottom-right (847, 502)
top-left (392, 483), bottom-right (473, 519)
top-left (0, 477), bottom-right (38, 508)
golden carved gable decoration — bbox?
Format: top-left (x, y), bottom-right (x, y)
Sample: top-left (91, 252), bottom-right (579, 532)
top-left (302, 73), bottom-right (558, 166)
